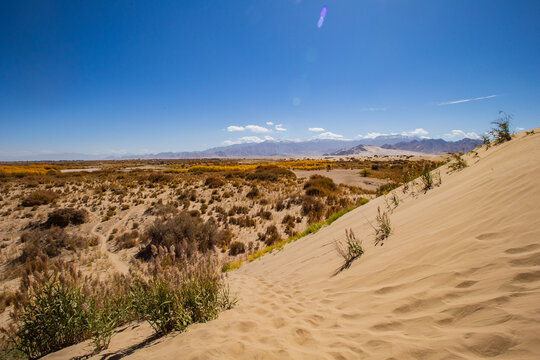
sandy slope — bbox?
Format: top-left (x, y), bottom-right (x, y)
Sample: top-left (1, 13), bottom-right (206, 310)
top-left (48, 129), bottom-right (540, 359)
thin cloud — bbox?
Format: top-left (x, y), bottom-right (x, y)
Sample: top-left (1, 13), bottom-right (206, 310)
top-left (402, 128), bottom-right (429, 136)
top-left (274, 124), bottom-right (286, 132)
top-left (227, 125), bottom-right (245, 132)
top-left (443, 129), bottom-right (481, 140)
top-left (227, 125), bottom-right (271, 133)
top-left (438, 95), bottom-right (497, 106)
top-left (309, 127), bottom-right (325, 132)
top-left (266, 121), bottom-right (274, 126)
top-left (315, 131), bottom-right (344, 140)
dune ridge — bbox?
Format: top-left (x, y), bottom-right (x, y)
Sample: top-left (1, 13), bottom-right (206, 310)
top-left (48, 129), bottom-right (540, 359)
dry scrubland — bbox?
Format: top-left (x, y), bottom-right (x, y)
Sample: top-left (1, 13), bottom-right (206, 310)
top-left (32, 125), bottom-right (540, 359)
top-left (0, 156), bottom-right (444, 358)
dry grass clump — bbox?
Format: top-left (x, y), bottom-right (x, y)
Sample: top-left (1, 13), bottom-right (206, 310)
top-left (258, 225), bottom-right (281, 245)
top-left (137, 212), bottom-right (226, 260)
top-left (228, 241), bottom-right (246, 256)
top-left (115, 230), bottom-right (139, 250)
top-left (44, 208), bottom-right (88, 228)
top-left (21, 190), bottom-right (58, 207)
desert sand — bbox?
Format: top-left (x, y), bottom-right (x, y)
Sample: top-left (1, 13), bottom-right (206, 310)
top-left (47, 129), bottom-right (540, 359)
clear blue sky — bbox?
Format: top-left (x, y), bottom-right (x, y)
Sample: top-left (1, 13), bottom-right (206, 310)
top-left (1, 0), bottom-right (539, 159)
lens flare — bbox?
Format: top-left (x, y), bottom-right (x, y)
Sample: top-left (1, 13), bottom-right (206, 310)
top-left (317, 6), bottom-right (327, 28)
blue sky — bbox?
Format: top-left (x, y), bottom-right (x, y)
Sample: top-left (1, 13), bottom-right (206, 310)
top-left (1, 0), bottom-right (539, 159)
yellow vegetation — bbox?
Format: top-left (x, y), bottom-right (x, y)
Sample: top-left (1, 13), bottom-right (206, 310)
top-left (0, 165), bottom-right (60, 176)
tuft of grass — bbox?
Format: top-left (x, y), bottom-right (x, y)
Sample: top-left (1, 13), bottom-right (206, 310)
top-left (334, 229), bottom-right (364, 274)
top-left (420, 168), bottom-right (434, 192)
top-left (373, 207), bottom-right (392, 246)
top-left (448, 153), bottom-right (468, 172)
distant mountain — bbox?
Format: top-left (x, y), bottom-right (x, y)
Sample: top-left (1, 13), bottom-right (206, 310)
top-left (381, 138), bottom-right (481, 154)
top-left (329, 145), bottom-right (368, 156)
top-left (119, 135), bottom-right (426, 160)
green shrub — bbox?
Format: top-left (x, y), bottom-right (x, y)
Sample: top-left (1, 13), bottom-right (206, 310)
top-left (489, 111), bottom-right (512, 144)
top-left (9, 276), bottom-right (91, 358)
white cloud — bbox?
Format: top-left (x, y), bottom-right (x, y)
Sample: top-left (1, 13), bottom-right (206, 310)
top-left (227, 126), bottom-right (245, 132)
top-left (308, 127), bottom-right (325, 132)
top-left (357, 132), bottom-right (395, 139)
top-left (264, 135), bottom-right (275, 141)
top-left (245, 125), bottom-right (271, 133)
top-left (266, 121), bottom-right (274, 126)
top-left (315, 131), bottom-right (344, 140)
top-left (227, 125), bottom-right (271, 133)
top-left (516, 127), bottom-right (525, 131)
top-left (274, 124), bottom-right (286, 132)
top-left (444, 129), bottom-right (481, 140)
top-left (402, 128), bottom-right (429, 137)
top-left (439, 94), bottom-right (497, 106)
top-left (222, 136), bottom-right (266, 146)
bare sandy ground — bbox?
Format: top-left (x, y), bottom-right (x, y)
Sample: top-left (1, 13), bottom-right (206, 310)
top-left (47, 129), bottom-right (540, 359)
top-left (294, 169), bottom-right (387, 190)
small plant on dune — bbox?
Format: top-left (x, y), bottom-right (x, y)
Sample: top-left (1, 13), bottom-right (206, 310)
top-left (420, 168), bottom-right (436, 192)
top-left (373, 207), bottom-right (392, 246)
top-left (488, 111), bottom-right (513, 144)
top-left (334, 229), bottom-right (364, 274)
top-left (525, 129), bottom-right (535, 136)
top-left (481, 134), bottom-right (491, 149)
top-left (448, 153), bottom-right (468, 172)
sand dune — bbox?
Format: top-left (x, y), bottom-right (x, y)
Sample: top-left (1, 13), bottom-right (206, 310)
top-left (47, 129), bottom-right (540, 359)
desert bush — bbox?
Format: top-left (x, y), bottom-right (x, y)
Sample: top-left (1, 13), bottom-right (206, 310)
top-left (303, 175), bottom-right (337, 197)
top-left (21, 190), bottom-right (58, 207)
top-left (45, 208), bottom-right (88, 227)
top-left (228, 241), bottom-right (245, 256)
top-left (246, 186), bottom-right (259, 199)
top-left (228, 205), bottom-right (249, 216)
top-left (257, 225), bottom-right (280, 245)
top-left (204, 177), bottom-right (224, 188)
top-left (335, 229), bottom-right (364, 273)
top-left (245, 165), bottom-right (296, 182)
top-left (138, 212), bottom-right (226, 260)
top-left (147, 173), bottom-right (172, 183)
top-left (257, 209), bottom-right (272, 220)
top-left (420, 168), bottom-right (435, 191)
top-left (301, 196), bottom-right (326, 223)
top-left (489, 111), bottom-right (512, 144)
top-left (373, 207), bottom-right (391, 246)
top-left (360, 169), bottom-right (370, 177)
top-left (19, 228), bottom-right (89, 261)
